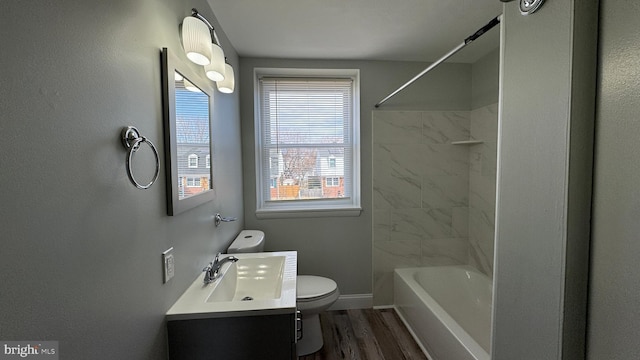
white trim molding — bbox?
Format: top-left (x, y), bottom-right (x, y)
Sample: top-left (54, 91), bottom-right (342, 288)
top-left (327, 293), bottom-right (373, 311)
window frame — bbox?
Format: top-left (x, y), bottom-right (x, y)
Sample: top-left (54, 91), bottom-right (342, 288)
top-left (187, 154), bottom-right (198, 168)
top-left (253, 68), bottom-right (361, 219)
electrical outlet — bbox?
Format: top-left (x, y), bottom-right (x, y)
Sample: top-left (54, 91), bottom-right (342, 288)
top-left (163, 247), bottom-right (175, 283)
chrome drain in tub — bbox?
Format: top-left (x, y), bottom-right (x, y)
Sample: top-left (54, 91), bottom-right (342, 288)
top-left (241, 296), bottom-right (253, 301)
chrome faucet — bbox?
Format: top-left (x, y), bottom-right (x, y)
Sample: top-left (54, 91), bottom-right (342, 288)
top-left (202, 253), bottom-right (239, 284)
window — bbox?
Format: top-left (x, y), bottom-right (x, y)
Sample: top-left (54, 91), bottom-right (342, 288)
top-left (325, 177), bottom-right (340, 187)
top-left (206, 154), bottom-right (211, 168)
top-left (186, 177), bottom-right (201, 187)
top-left (188, 154), bottom-right (198, 168)
top-left (254, 68), bottom-right (361, 218)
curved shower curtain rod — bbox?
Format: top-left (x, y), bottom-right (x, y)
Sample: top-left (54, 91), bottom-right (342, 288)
top-left (374, 15), bottom-right (502, 108)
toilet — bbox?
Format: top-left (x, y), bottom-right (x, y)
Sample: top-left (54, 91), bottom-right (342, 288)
top-left (227, 230), bottom-right (340, 356)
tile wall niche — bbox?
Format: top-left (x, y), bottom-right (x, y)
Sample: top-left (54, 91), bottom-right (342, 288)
top-left (372, 103), bottom-right (498, 306)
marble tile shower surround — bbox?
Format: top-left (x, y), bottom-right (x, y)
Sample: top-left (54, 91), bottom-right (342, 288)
top-left (372, 105), bottom-right (497, 305)
top-left (468, 103), bottom-right (498, 276)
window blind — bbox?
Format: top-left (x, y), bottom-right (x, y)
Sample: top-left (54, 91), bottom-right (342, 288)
top-left (258, 77), bottom-right (355, 203)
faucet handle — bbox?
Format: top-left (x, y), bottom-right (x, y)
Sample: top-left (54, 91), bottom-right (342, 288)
top-left (203, 262), bottom-right (212, 272)
top-left (203, 254), bottom-right (221, 272)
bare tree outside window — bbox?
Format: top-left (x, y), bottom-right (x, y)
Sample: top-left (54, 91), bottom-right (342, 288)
top-left (281, 148), bottom-right (317, 184)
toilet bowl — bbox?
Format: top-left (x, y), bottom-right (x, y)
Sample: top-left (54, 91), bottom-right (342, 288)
top-left (227, 230), bottom-right (339, 356)
top-left (296, 275), bottom-right (340, 355)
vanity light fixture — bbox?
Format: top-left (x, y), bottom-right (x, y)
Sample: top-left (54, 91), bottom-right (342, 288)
top-left (205, 41), bottom-right (226, 82)
top-left (181, 8), bottom-right (234, 93)
top-left (216, 59), bottom-right (235, 94)
top-left (183, 78), bottom-right (201, 93)
top-left (181, 16), bottom-right (212, 66)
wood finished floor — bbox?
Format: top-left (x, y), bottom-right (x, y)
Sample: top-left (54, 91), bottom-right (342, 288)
top-left (298, 308), bottom-right (429, 360)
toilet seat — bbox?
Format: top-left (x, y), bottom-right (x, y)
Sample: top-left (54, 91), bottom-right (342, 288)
top-left (296, 275), bottom-right (340, 314)
top-left (297, 275), bottom-right (338, 301)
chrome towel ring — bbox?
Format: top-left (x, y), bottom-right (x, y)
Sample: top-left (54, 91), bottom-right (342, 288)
top-left (121, 126), bottom-right (160, 189)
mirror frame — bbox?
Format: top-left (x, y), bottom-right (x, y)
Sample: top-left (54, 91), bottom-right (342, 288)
top-left (161, 47), bottom-right (215, 216)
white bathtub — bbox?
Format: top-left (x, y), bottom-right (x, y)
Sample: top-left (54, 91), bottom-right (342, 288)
top-left (394, 265), bottom-right (492, 360)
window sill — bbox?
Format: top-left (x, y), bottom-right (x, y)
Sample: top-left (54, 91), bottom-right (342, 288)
top-left (255, 207), bottom-right (362, 219)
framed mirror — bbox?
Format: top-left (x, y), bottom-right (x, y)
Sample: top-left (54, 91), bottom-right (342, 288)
top-left (161, 48), bottom-right (214, 216)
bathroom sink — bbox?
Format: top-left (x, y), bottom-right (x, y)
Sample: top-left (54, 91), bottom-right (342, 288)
top-left (206, 255), bottom-right (285, 302)
top-left (166, 251), bottom-right (297, 320)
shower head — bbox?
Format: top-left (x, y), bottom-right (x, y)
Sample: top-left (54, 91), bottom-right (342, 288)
top-left (498, 0), bottom-right (546, 15)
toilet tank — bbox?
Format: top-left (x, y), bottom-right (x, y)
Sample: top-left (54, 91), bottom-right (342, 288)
top-left (227, 230), bottom-right (265, 253)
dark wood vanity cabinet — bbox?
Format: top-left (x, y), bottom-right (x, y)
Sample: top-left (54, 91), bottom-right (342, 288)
top-left (167, 312), bottom-right (296, 360)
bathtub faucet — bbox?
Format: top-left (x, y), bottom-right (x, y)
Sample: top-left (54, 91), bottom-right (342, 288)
top-left (203, 253), bottom-right (239, 284)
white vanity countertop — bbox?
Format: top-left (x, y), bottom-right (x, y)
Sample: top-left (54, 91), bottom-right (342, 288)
top-left (166, 251), bottom-right (297, 321)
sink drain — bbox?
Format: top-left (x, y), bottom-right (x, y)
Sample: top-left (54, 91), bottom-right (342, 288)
top-left (241, 296), bottom-right (253, 301)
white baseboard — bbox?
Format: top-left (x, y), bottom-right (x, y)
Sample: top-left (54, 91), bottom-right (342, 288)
top-left (327, 293), bottom-right (373, 310)
top-left (373, 304), bottom-right (395, 310)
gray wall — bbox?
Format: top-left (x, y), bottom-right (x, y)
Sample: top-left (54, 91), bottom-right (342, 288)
top-left (588, 1), bottom-right (640, 359)
top-left (0, 1), bottom-right (243, 359)
top-left (492, 1), bottom-right (597, 359)
top-left (472, 47), bottom-right (500, 109)
top-left (239, 58), bottom-right (471, 295)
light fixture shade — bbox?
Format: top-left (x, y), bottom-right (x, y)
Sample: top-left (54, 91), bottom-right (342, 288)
top-left (183, 79), bottom-right (201, 93)
top-left (205, 43), bottom-right (226, 82)
top-left (216, 63), bottom-right (235, 93)
top-left (181, 16), bottom-right (212, 66)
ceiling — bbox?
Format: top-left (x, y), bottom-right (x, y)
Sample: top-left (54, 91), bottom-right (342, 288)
top-left (207, 0), bottom-right (503, 63)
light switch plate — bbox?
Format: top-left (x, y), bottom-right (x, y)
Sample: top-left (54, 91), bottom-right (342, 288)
top-left (163, 247), bottom-right (175, 283)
